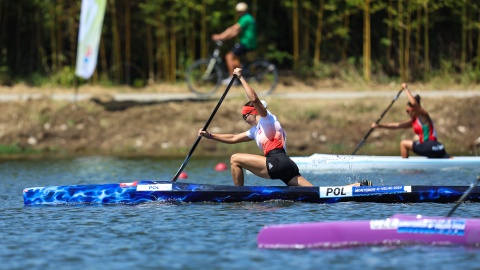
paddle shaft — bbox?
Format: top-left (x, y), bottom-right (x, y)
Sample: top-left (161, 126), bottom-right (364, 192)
top-left (172, 75), bottom-right (237, 182)
top-left (351, 89), bottom-right (403, 155)
top-left (447, 175), bottom-right (480, 217)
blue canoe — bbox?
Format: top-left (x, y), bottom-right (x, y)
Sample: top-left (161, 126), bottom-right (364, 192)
top-left (23, 181), bottom-right (480, 205)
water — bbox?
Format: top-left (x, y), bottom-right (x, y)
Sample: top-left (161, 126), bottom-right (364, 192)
top-left (1, 156), bottom-right (480, 270)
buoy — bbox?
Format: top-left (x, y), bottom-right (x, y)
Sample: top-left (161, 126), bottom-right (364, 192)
top-left (215, 162), bottom-right (228, 171)
top-left (179, 171), bottom-right (188, 179)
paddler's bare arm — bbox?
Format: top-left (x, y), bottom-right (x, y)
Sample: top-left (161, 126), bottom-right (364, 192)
top-left (372, 119), bottom-right (412, 129)
top-left (198, 130), bottom-right (252, 144)
top-left (233, 68), bottom-right (267, 117)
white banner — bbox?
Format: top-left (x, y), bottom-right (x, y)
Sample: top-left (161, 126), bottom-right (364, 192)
top-left (75, 0), bottom-right (107, 79)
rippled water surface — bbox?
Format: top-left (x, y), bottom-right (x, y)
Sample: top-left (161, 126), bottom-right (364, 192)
top-left (1, 157), bottom-right (480, 270)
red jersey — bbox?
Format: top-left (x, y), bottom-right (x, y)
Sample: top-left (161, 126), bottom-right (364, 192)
top-left (412, 117), bottom-right (437, 143)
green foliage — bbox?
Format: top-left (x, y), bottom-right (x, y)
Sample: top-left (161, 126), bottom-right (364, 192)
top-left (2, 0), bottom-right (480, 87)
top-left (312, 63), bottom-right (334, 78)
top-left (51, 67), bottom-right (76, 87)
top-left (264, 44), bottom-right (292, 65)
top-left (380, 38), bottom-right (392, 47)
top-left (133, 79), bottom-right (145, 88)
top-left (0, 65), bottom-right (12, 86)
top-left (0, 144), bottom-right (40, 155)
top-left (26, 73), bottom-right (50, 87)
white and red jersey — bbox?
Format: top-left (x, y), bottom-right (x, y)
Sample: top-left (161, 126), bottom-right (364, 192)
top-left (245, 110), bottom-right (287, 156)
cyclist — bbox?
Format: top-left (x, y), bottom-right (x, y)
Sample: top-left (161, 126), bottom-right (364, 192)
top-left (212, 2), bottom-right (257, 85)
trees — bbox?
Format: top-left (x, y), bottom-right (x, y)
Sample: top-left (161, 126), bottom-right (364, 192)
top-left (1, 0), bottom-right (479, 87)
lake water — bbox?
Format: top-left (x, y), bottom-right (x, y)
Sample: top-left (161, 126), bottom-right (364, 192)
top-left (2, 156), bottom-right (480, 270)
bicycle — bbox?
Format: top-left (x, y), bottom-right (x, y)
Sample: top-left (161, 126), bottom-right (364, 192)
top-left (186, 41), bottom-right (279, 96)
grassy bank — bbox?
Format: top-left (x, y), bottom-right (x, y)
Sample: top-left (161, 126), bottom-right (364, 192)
top-left (0, 92), bottom-right (478, 159)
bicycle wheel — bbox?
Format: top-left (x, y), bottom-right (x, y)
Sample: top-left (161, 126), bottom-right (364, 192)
top-left (186, 58), bottom-right (223, 96)
top-left (244, 60), bottom-right (279, 95)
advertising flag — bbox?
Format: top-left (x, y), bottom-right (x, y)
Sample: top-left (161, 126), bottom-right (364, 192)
top-left (75, 0), bottom-right (107, 79)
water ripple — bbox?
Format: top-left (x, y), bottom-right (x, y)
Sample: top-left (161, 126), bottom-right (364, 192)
top-left (1, 157), bottom-right (480, 270)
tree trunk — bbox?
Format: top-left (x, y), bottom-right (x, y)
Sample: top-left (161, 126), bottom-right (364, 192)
top-left (386, 0), bottom-right (393, 70)
top-left (50, 3), bottom-right (57, 73)
top-left (189, 7), bottom-right (196, 61)
top-left (461, 0), bottom-right (467, 72)
top-left (313, 0), bottom-right (324, 69)
top-left (477, 8), bottom-right (480, 73)
top-left (125, 0), bottom-right (131, 84)
top-left (398, 0), bottom-right (405, 81)
top-left (0, 2), bottom-right (4, 60)
top-left (414, 4), bottom-right (421, 71)
top-left (99, 37), bottom-right (108, 81)
top-left (201, 0), bottom-right (207, 58)
top-left (156, 15), bottom-right (163, 81)
top-left (34, 7), bottom-right (48, 75)
top-left (56, 0), bottom-right (64, 70)
top-left (424, 0), bottom-right (429, 81)
top-left (405, 0), bottom-right (411, 82)
top-left (146, 23), bottom-right (154, 84)
top-left (170, 17), bottom-right (176, 82)
top-left (363, 0), bottom-right (371, 82)
top-left (303, 4), bottom-right (310, 57)
top-left (292, 0), bottom-right (299, 70)
top-left (109, 0), bottom-right (122, 83)
top-left (69, 2), bottom-right (78, 69)
top-left (467, 0), bottom-right (473, 61)
top-left (341, 9), bottom-right (350, 64)
top-left (161, 18), bottom-right (168, 81)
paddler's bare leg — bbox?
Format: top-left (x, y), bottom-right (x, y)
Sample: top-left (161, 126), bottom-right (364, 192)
top-left (286, 176), bottom-right (313, 186)
top-left (400, 140), bottom-right (413, 158)
top-left (230, 153), bottom-right (270, 186)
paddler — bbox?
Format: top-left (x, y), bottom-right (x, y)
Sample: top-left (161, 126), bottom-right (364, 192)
top-left (199, 68), bottom-right (372, 187)
top-left (371, 83), bottom-right (451, 159)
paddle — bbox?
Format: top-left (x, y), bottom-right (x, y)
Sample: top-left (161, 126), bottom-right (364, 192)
top-left (446, 175), bottom-right (480, 217)
top-left (351, 87), bottom-right (404, 155)
top-left (172, 75), bottom-right (237, 182)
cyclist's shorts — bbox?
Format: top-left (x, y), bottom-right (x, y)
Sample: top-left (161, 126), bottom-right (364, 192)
top-left (231, 43), bottom-right (249, 56)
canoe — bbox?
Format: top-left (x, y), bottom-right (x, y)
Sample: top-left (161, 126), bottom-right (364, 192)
top-left (23, 181), bottom-right (480, 205)
top-left (291, 154), bottom-right (480, 173)
top-left (257, 213), bottom-right (480, 249)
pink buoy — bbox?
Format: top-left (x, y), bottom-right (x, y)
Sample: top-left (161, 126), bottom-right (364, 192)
top-left (215, 162), bottom-right (228, 171)
top-left (179, 171), bottom-right (188, 179)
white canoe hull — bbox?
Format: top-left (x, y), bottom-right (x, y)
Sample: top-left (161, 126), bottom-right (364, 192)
top-left (291, 154), bottom-right (480, 173)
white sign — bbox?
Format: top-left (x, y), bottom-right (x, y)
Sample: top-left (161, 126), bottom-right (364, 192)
top-left (136, 184), bottom-right (173, 191)
top-left (319, 186), bottom-right (353, 197)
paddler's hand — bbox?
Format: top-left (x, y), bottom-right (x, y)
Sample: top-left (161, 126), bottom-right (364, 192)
top-left (401, 82), bottom-right (408, 91)
top-left (233, 68), bottom-right (242, 78)
top-left (371, 123), bottom-right (379, 129)
top-left (199, 129), bottom-right (212, 139)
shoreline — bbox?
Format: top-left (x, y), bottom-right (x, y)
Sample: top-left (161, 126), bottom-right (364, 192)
top-left (0, 87), bottom-right (478, 160)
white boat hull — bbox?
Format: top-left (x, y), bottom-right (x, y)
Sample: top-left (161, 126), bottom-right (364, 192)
top-left (291, 154), bottom-right (480, 173)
